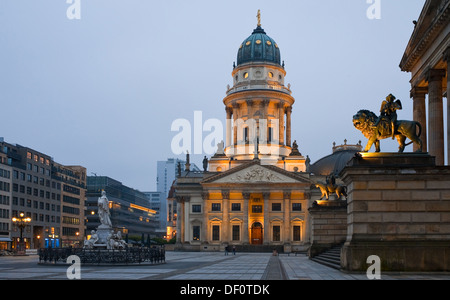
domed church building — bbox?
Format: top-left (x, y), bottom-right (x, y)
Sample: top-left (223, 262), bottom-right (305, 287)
top-left (173, 13), bottom-right (328, 253)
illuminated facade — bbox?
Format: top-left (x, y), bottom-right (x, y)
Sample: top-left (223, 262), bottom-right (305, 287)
top-left (174, 17), bottom-right (322, 252)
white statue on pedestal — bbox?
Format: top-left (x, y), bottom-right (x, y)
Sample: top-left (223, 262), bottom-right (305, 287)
top-left (98, 190), bottom-right (112, 227)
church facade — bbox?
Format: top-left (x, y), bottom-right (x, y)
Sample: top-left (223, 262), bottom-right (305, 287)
top-left (173, 17), bottom-right (327, 252)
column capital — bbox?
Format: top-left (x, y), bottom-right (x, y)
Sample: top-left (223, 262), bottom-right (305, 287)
top-left (285, 106), bottom-right (292, 114)
top-left (221, 190), bottom-right (230, 200)
top-left (283, 190), bottom-right (291, 199)
top-left (410, 86), bottom-right (428, 99)
top-left (242, 192), bottom-right (251, 200)
top-left (426, 68), bottom-right (446, 83)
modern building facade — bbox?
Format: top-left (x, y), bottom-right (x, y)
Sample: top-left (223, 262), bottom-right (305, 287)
top-left (0, 149), bottom-right (12, 250)
top-left (86, 176), bottom-right (158, 240)
top-left (53, 163), bottom-right (86, 248)
top-left (0, 138), bottom-right (87, 250)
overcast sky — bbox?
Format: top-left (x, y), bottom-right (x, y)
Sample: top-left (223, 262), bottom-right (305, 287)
top-left (0, 0), bottom-right (428, 191)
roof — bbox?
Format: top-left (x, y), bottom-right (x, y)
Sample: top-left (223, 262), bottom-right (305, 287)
top-left (236, 26), bottom-right (281, 67)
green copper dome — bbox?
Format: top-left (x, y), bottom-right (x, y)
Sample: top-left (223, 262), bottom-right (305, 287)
top-left (237, 26), bottom-right (281, 67)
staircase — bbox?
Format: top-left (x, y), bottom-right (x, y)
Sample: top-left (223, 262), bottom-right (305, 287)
top-left (310, 245), bottom-right (342, 270)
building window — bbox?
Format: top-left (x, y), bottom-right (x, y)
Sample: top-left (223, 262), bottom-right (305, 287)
top-left (243, 72), bottom-right (249, 79)
top-left (252, 205), bottom-right (262, 213)
top-left (268, 127), bottom-right (273, 143)
top-left (211, 203), bottom-right (221, 212)
top-left (273, 226), bottom-right (281, 241)
top-left (243, 127), bottom-right (249, 143)
top-left (292, 203), bottom-right (302, 211)
top-left (268, 72), bottom-right (273, 78)
top-left (231, 203), bottom-right (241, 211)
top-left (272, 203), bottom-right (281, 211)
top-left (212, 225), bottom-right (220, 241)
top-left (193, 226), bottom-right (200, 241)
top-left (192, 205), bottom-right (201, 213)
top-left (232, 225), bottom-right (240, 241)
top-left (293, 226), bottom-right (301, 241)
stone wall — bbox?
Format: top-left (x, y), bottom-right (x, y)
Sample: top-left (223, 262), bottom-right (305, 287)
top-left (308, 201), bottom-right (347, 257)
top-left (340, 153), bottom-right (450, 272)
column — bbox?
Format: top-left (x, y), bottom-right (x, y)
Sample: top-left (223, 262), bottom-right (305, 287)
top-left (278, 103), bottom-right (285, 145)
top-left (232, 103), bottom-right (239, 146)
top-left (201, 192), bottom-right (208, 244)
top-left (176, 197), bottom-right (182, 244)
top-left (410, 87), bottom-right (428, 152)
top-left (221, 190), bottom-right (230, 243)
top-left (426, 69), bottom-right (446, 165)
top-left (263, 192), bottom-right (270, 245)
top-left (242, 192), bottom-right (250, 244)
top-left (226, 107), bottom-right (232, 147)
top-left (286, 106), bottom-right (292, 147)
top-left (283, 191), bottom-right (291, 243)
top-left (444, 48), bottom-right (450, 165)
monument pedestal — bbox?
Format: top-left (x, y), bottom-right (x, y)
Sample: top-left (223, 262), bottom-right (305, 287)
top-left (308, 200), bottom-right (347, 258)
top-left (340, 153), bottom-right (450, 272)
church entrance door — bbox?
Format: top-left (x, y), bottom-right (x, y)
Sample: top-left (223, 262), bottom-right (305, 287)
top-left (251, 222), bottom-right (263, 245)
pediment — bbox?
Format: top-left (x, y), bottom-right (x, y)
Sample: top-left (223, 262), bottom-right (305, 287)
top-left (202, 162), bottom-right (311, 184)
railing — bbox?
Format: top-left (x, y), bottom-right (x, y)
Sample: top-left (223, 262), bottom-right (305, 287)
top-left (38, 246), bottom-right (165, 265)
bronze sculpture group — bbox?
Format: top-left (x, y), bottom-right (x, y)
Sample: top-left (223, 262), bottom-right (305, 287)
top-left (353, 94), bottom-right (423, 153)
top-left (313, 93), bottom-right (423, 203)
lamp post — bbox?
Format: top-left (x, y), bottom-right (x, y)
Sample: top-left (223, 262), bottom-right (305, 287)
top-left (12, 212), bottom-right (31, 255)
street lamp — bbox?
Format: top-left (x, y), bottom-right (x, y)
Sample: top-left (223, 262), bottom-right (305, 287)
top-left (12, 212), bottom-right (31, 255)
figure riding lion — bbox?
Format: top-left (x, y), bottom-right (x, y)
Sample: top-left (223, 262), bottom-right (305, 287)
top-left (353, 94), bottom-right (423, 153)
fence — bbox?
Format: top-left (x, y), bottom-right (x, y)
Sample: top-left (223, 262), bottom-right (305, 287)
top-left (38, 246), bottom-right (165, 265)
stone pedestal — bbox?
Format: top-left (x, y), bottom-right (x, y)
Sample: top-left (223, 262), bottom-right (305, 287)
top-left (95, 225), bottom-right (113, 248)
top-left (340, 153), bottom-right (450, 272)
top-left (308, 200), bottom-right (347, 257)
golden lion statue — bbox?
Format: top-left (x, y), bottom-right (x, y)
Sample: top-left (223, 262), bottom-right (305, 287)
top-left (353, 110), bottom-right (422, 153)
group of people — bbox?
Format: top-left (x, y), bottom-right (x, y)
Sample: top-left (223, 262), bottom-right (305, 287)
top-left (224, 245), bottom-right (236, 255)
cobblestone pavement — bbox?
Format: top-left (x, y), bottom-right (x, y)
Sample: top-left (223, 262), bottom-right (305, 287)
top-left (1, 251), bottom-right (450, 280)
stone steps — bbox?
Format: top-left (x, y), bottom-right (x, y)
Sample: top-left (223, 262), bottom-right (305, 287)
top-left (310, 245), bottom-right (342, 270)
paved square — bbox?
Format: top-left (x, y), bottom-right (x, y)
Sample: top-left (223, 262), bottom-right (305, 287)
top-left (1, 251), bottom-right (450, 280)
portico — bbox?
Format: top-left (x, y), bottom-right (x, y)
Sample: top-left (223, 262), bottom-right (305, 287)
top-left (400, 0), bottom-right (450, 165)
